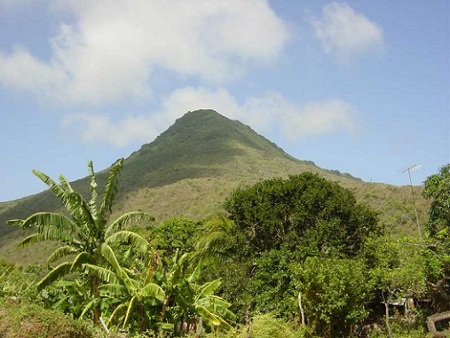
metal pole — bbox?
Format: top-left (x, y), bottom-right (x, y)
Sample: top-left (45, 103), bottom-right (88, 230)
top-left (404, 166), bottom-right (421, 237)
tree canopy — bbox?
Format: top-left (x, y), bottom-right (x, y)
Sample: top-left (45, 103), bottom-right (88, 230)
top-left (224, 172), bottom-right (380, 257)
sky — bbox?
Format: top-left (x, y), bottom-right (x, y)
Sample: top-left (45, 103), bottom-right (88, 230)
top-left (0, 0), bottom-right (448, 202)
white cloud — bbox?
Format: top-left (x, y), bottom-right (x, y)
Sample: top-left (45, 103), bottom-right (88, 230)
top-left (307, 2), bottom-right (384, 60)
top-left (0, 0), bottom-right (289, 105)
top-left (61, 112), bottom-right (160, 147)
top-left (0, 47), bottom-right (66, 99)
top-left (281, 99), bottom-right (357, 140)
top-left (61, 87), bottom-right (357, 147)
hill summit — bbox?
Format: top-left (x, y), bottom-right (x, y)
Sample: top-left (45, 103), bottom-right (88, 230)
top-left (0, 109), bottom-right (348, 241)
top-left (120, 109), bottom-right (301, 190)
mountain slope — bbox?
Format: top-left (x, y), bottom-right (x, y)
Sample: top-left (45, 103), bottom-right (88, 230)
top-left (120, 109), bottom-right (325, 190)
top-left (0, 109), bottom-right (353, 234)
top-left (0, 109), bottom-right (428, 264)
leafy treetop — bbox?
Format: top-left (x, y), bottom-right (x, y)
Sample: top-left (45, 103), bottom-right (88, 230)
top-left (224, 172), bottom-right (380, 257)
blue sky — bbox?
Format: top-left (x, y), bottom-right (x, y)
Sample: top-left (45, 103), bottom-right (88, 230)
top-left (0, 0), bottom-right (448, 202)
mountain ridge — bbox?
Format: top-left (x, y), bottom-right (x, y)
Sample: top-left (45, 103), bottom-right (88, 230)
top-left (0, 109), bottom-right (427, 264)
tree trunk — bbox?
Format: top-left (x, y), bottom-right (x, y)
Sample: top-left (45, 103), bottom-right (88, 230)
top-left (196, 317), bottom-right (203, 337)
top-left (92, 275), bottom-right (101, 324)
top-left (382, 293), bottom-right (392, 338)
top-left (298, 291), bottom-right (305, 326)
top-left (427, 311), bottom-right (450, 337)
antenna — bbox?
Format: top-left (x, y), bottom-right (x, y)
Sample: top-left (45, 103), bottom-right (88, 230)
top-left (402, 164), bottom-right (422, 237)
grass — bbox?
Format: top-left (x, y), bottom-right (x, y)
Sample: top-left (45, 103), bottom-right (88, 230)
top-left (0, 300), bottom-right (94, 338)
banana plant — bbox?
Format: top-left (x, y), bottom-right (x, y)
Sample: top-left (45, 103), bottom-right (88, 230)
top-left (161, 251), bottom-right (235, 336)
top-left (7, 159), bottom-right (153, 323)
top-left (83, 249), bottom-right (165, 332)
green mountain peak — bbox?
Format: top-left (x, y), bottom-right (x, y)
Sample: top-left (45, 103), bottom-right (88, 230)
top-left (121, 109), bottom-right (296, 190)
top-left (0, 109), bottom-right (427, 265)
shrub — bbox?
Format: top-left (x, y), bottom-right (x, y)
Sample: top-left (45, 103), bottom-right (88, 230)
top-left (0, 301), bottom-right (93, 338)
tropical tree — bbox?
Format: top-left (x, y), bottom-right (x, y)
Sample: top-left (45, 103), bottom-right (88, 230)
top-left (160, 251), bottom-right (235, 336)
top-left (7, 159), bottom-right (152, 323)
top-left (194, 214), bottom-right (240, 266)
top-left (363, 235), bottom-right (430, 338)
top-left (88, 248), bottom-right (234, 336)
top-left (224, 172), bottom-right (380, 257)
top-left (149, 218), bottom-right (202, 258)
top-left (422, 164), bottom-right (450, 312)
top-left (423, 164), bottom-right (450, 238)
top-left (292, 256), bottom-right (370, 338)
top-left (86, 250), bottom-right (166, 332)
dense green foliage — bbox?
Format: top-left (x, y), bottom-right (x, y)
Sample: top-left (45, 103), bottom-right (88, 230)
top-left (0, 162), bottom-right (445, 338)
top-left (293, 257), bottom-right (370, 337)
top-left (423, 164), bottom-right (450, 237)
top-left (1, 148), bottom-right (448, 337)
top-left (7, 159), bottom-right (152, 324)
top-left (422, 164), bottom-right (450, 311)
top-left (224, 173), bottom-right (380, 256)
top-left (2, 161), bottom-right (236, 337)
top-left (201, 173), bottom-right (385, 336)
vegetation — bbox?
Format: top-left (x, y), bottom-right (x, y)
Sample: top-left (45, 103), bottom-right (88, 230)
top-left (0, 110), bottom-right (426, 263)
top-left (7, 159), bottom-right (152, 324)
top-left (0, 110), bottom-right (445, 337)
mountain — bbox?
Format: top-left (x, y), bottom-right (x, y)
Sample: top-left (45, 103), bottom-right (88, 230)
top-left (0, 109), bottom-right (428, 264)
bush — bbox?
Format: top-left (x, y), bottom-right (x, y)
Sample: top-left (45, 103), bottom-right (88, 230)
top-left (0, 301), bottom-right (93, 338)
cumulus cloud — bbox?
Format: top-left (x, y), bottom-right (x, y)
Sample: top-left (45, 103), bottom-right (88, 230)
top-left (307, 2), bottom-right (384, 60)
top-left (61, 112), bottom-right (160, 147)
top-left (280, 99), bottom-right (357, 140)
top-left (62, 87), bottom-right (357, 147)
top-left (0, 0), bottom-right (289, 105)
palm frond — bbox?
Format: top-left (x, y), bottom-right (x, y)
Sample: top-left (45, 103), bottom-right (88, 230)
top-left (195, 215), bottom-right (235, 264)
top-left (18, 233), bottom-right (44, 248)
top-left (47, 245), bottom-right (78, 266)
top-left (107, 302), bottom-right (129, 327)
top-left (196, 279), bottom-right (221, 300)
top-left (105, 230), bottom-right (149, 252)
top-left (140, 283), bottom-right (165, 302)
top-left (99, 283), bottom-right (126, 296)
top-left (100, 243), bottom-right (135, 290)
top-left (51, 295), bottom-right (71, 311)
top-left (100, 243), bottom-right (125, 276)
top-left (36, 261), bottom-right (72, 291)
top-left (105, 211), bottom-right (154, 237)
top-left (39, 224), bottom-right (74, 242)
top-left (65, 192), bottom-right (96, 236)
top-left (83, 263), bottom-right (118, 284)
top-left (99, 158), bottom-right (124, 225)
top-left (73, 279), bottom-right (89, 296)
top-left (8, 212), bottom-right (75, 232)
top-left (32, 169), bottom-right (66, 201)
top-left (5, 219), bottom-right (24, 227)
top-left (58, 175), bottom-right (74, 193)
top-left (80, 298), bottom-right (101, 319)
top-left (70, 252), bottom-right (91, 271)
top-left (194, 305), bottom-right (222, 327)
top-left (87, 161), bottom-right (98, 221)
top-left (197, 296), bottom-right (235, 319)
top-left (123, 295), bottom-right (138, 329)
top-left (32, 170), bottom-right (87, 226)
